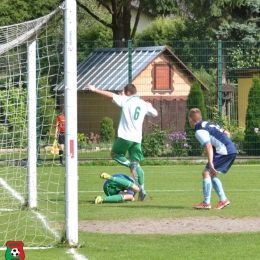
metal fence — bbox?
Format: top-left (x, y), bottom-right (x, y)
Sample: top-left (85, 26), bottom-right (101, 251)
top-left (72, 40), bottom-right (260, 157)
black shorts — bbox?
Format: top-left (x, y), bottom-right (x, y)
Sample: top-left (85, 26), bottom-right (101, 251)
top-left (58, 132), bottom-right (65, 145)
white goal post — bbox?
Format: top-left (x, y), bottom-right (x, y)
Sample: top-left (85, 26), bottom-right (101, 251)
top-left (64, 0), bottom-right (78, 246)
top-left (0, 0), bottom-right (78, 247)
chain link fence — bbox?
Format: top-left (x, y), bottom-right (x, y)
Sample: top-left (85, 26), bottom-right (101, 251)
top-left (71, 40), bottom-right (260, 158)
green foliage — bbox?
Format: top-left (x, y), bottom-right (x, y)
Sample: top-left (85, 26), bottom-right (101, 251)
top-left (0, 0), bottom-right (60, 26)
top-left (140, 0), bottom-right (182, 16)
top-left (79, 0), bottom-right (183, 41)
top-left (0, 126), bottom-right (12, 149)
top-left (194, 68), bottom-right (218, 111)
top-left (78, 18), bottom-right (113, 62)
top-left (227, 45), bottom-right (260, 69)
top-left (244, 75), bottom-right (260, 155)
top-left (0, 77), bottom-right (59, 148)
top-left (207, 105), bottom-right (245, 153)
top-left (0, 83), bottom-right (27, 148)
top-left (100, 117), bottom-right (115, 143)
top-left (207, 105), bottom-right (230, 129)
top-left (185, 80), bottom-right (207, 156)
top-left (142, 125), bottom-right (167, 157)
top-left (214, 2), bottom-right (260, 42)
top-left (136, 17), bottom-right (186, 44)
top-left (77, 133), bottom-right (89, 149)
top-left (184, 0), bottom-right (260, 42)
top-left (39, 80), bottom-right (57, 138)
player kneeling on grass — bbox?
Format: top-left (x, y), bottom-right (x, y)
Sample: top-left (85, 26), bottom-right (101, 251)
top-left (188, 108), bottom-right (237, 210)
top-left (95, 173), bottom-right (139, 204)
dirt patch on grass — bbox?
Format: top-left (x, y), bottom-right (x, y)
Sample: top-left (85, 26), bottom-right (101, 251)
top-left (79, 217), bottom-right (260, 234)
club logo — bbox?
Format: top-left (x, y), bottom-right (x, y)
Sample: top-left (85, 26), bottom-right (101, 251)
top-left (5, 241), bottom-right (25, 260)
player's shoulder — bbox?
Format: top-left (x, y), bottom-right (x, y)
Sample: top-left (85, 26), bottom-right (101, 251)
top-left (195, 120), bottom-right (206, 129)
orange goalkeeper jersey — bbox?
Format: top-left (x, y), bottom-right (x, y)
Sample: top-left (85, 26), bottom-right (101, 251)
top-left (56, 115), bottom-right (65, 133)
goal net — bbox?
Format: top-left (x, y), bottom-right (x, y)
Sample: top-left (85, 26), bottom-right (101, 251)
top-left (0, 4), bottom-right (66, 247)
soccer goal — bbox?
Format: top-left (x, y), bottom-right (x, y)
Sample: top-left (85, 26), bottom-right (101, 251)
top-left (0, 1), bottom-right (78, 247)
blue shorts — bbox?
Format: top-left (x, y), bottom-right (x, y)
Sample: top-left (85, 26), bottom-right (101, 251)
top-left (205, 153), bottom-right (236, 174)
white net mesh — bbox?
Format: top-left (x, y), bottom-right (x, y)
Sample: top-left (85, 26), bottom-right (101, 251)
top-left (0, 4), bottom-right (65, 247)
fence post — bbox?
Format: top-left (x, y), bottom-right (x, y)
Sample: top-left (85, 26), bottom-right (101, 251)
top-left (128, 39), bottom-right (132, 83)
top-left (218, 40), bottom-right (223, 127)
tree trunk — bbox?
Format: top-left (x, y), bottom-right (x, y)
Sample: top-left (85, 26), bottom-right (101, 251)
top-left (111, 0), bottom-right (131, 47)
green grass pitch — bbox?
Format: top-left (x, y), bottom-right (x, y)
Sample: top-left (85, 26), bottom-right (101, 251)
top-left (1, 164), bottom-right (260, 259)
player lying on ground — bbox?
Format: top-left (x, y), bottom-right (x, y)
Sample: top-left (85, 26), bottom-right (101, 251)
top-left (188, 108), bottom-right (237, 210)
top-left (95, 173), bottom-right (140, 204)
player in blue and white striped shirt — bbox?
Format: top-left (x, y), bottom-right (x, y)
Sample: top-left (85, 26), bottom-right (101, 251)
top-left (189, 108), bottom-right (237, 210)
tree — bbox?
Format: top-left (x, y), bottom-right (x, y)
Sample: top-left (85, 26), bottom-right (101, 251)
top-left (243, 75), bottom-right (260, 155)
top-left (182, 0), bottom-right (247, 40)
top-left (77, 19), bottom-right (113, 61)
top-left (39, 79), bottom-right (58, 138)
top-left (194, 68), bottom-right (218, 118)
top-left (135, 16), bottom-right (186, 44)
top-left (0, 0), bottom-right (60, 26)
top-left (179, 0), bottom-right (260, 88)
top-left (100, 117), bottom-right (115, 143)
top-left (185, 80), bottom-right (207, 156)
top-left (76, 0), bottom-right (181, 45)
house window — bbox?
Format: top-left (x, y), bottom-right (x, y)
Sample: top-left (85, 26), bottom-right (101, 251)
top-left (153, 63), bottom-right (172, 91)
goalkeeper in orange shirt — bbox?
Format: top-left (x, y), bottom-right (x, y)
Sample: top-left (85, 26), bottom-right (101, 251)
top-left (55, 112), bottom-right (65, 166)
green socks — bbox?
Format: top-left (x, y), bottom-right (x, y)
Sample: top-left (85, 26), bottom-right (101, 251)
top-left (112, 154), bottom-right (131, 167)
top-left (136, 166), bottom-right (144, 187)
top-left (112, 154), bottom-right (145, 189)
top-left (102, 194), bottom-right (124, 203)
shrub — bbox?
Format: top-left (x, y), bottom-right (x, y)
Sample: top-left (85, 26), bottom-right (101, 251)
top-left (142, 125), bottom-right (167, 157)
top-left (208, 106), bottom-right (245, 152)
top-left (100, 117), bottom-right (115, 143)
top-left (78, 133), bottom-right (89, 149)
top-left (168, 131), bottom-right (191, 157)
top-left (185, 80), bottom-right (207, 156)
top-left (244, 75), bottom-right (260, 155)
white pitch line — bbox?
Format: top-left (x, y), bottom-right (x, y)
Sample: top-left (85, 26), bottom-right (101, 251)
top-left (67, 248), bottom-right (89, 260)
top-left (0, 177), bottom-right (89, 260)
top-left (37, 188), bottom-right (260, 195)
top-left (0, 208), bottom-right (16, 211)
top-left (0, 178), bottom-right (25, 204)
top-left (34, 212), bottom-right (60, 239)
top-left (0, 178), bottom-right (60, 238)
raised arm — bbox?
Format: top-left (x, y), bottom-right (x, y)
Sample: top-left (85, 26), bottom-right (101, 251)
top-left (84, 84), bottom-right (113, 99)
top-left (146, 102), bottom-right (158, 117)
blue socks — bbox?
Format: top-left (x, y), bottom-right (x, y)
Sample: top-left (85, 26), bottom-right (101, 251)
top-left (203, 176), bottom-right (227, 203)
top-left (203, 178), bottom-right (212, 204)
top-left (212, 176), bottom-right (227, 201)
